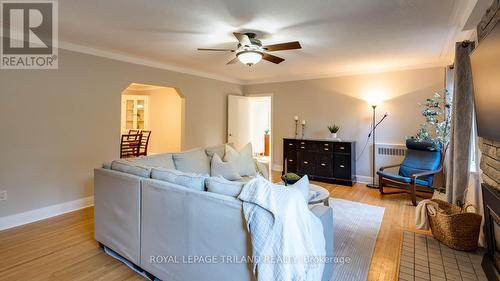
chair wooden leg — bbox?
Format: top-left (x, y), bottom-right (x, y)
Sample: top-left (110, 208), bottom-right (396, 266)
top-left (379, 177), bottom-right (385, 194)
top-left (410, 182), bottom-right (417, 206)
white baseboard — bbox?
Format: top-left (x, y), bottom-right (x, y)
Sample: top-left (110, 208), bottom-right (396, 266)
top-left (356, 175), bottom-right (374, 184)
top-left (272, 164), bottom-right (283, 172)
top-left (0, 196), bottom-right (94, 231)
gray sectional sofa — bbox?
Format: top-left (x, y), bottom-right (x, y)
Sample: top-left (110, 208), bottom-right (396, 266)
top-left (94, 144), bottom-right (333, 281)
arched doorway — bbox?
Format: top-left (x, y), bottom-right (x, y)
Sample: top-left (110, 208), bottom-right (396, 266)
top-left (121, 83), bottom-right (184, 154)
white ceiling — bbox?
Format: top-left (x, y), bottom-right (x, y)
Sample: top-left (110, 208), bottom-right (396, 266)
top-left (58, 0), bottom-right (481, 84)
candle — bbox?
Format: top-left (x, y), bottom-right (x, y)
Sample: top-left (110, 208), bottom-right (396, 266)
top-left (302, 120), bottom-right (306, 125)
top-left (294, 115), bottom-right (299, 121)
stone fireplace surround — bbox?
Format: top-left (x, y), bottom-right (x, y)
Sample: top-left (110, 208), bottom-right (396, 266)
top-left (477, 1), bottom-right (500, 280)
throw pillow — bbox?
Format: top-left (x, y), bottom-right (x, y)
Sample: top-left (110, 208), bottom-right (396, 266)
top-left (210, 153), bottom-right (242, 181)
top-left (205, 177), bottom-right (245, 197)
top-left (223, 143), bottom-right (257, 177)
top-left (151, 168), bottom-right (206, 191)
top-left (172, 148), bottom-right (210, 175)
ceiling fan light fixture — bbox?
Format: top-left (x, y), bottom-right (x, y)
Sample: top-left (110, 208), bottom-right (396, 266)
top-left (237, 50), bottom-right (262, 66)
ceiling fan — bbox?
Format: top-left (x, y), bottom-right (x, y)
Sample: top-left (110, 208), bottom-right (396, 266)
top-left (197, 32), bottom-right (301, 66)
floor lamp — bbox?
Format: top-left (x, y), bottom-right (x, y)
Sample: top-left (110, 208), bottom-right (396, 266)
top-left (366, 98), bottom-right (389, 189)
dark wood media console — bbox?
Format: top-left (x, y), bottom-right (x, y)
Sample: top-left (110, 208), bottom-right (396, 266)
top-left (283, 138), bottom-right (356, 186)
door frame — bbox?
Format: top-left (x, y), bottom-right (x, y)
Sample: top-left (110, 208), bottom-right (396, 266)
top-left (245, 93), bottom-right (274, 170)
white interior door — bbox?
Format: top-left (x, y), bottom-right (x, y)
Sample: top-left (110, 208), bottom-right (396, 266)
top-left (227, 95), bottom-right (251, 150)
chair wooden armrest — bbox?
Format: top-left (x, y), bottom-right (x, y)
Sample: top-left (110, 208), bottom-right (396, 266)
top-left (410, 167), bottom-right (442, 181)
top-left (379, 163), bottom-right (402, 171)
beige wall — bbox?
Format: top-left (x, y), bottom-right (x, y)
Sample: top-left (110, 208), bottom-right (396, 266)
top-left (0, 49), bottom-right (241, 217)
top-left (0, 47), bottom-right (445, 218)
top-left (122, 87), bottom-right (184, 153)
top-left (243, 67), bottom-right (445, 179)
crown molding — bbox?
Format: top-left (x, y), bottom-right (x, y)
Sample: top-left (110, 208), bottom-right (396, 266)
top-left (57, 40), bottom-right (455, 86)
top-left (57, 41), bottom-right (451, 87)
top-left (58, 41), bottom-right (243, 84)
top-left (240, 60), bottom-right (451, 85)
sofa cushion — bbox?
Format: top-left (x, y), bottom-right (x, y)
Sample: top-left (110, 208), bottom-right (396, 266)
top-left (210, 154), bottom-right (241, 181)
top-left (255, 160), bottom-right (270, 179)
top-left (377, 170), bottom-right (431, 187)
top-left (172, 148), bottom-right (210, 175)
top-left (205, 177), bottom-right (245, 197)
top-left (205, 144), bottom-right (226, 159)
top-left (111, 160), bottom-right (152, 178)
top-left (127, 153), bottom-right (175, 170)
top-left (151, 168), bottom-right (207, 191)
top-left (223, 143), bottom-right (257, 177)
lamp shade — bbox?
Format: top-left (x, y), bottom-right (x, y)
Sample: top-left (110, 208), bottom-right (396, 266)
top-left (366, 96), bottom-right (382, 107)
top-left (237, 51), bottom-right (262, 66)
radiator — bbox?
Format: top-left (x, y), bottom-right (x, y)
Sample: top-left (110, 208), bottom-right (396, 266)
top-left (374, 143), bottom-right (407, 171)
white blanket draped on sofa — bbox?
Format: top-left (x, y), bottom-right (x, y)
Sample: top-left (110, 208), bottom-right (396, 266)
top-left (238, 177), bottom-right (326, 281)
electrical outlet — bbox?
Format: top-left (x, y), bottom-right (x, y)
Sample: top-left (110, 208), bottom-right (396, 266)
top-left (0, 190), bottom-right (6, 201)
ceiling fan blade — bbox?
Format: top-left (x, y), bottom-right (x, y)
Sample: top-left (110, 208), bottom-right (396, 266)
top-left (226, 57), bottom-right (239, 65)
top-left (197, 48), bottom-right (235, 52)
top-left (263, 41), bottom-right (301, 52)
top-left (233, 32), bottom-right (251, 46)
top-left (262, 53), bottom-right (285, 64)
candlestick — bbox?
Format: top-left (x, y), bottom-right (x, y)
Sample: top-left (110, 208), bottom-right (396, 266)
top-left (301, 123), bottom-right (305, 139)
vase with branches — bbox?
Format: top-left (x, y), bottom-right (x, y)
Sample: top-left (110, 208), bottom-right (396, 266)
top-left (409, 90), bottom-right (452, 153)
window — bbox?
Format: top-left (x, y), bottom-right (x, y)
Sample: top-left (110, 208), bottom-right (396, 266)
top-left (470, 107), bottom-right (478, 172)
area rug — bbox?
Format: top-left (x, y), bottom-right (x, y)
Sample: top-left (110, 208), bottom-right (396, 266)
top-left (329, 198), bottom-right (385, 281)
top-left (398, 231), bottom-right (488, 281)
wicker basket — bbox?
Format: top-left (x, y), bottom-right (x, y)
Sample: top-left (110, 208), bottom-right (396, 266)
top-left (427, 199), bottom-right (482, 251)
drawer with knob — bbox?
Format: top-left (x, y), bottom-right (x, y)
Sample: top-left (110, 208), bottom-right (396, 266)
top-left (316, 154), bottom-right (333, 178)
top-left (334, 143), bottom-right (351, 154)
top-left (297, 140), bottom-right (316, 151)
top-left (297, 152), bottom-right (315, 175)
top-left (333, 154), bottom-right (352, 179)
top-left (284, 156), bottom-right (297, 172)
top-left (315, 142), bottom-right (334, 153)
top-left (284, 139), bottom-right (297, 149)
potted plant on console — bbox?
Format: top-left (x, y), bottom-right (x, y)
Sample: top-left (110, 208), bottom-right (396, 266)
top-left (328, 125), bottom-right (340, 141)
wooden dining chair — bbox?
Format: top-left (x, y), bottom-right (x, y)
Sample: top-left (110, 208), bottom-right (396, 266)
top-left (138, 130), bottom-right (151, 156)
top-left (120, 133), bottom-right (142, 158)
top-left (128, 130), bottom-right (140, 136)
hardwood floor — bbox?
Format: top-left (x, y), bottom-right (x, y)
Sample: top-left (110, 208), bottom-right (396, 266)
top-left (0, 172), bottom-right (430, 281)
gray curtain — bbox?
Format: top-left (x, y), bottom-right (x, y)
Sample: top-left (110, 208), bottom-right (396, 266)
top-left (446, 41), bottom-right (475, 205)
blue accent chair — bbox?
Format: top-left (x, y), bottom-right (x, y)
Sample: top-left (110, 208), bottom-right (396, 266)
top-left (377, 139), bottom-right (442, 206)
